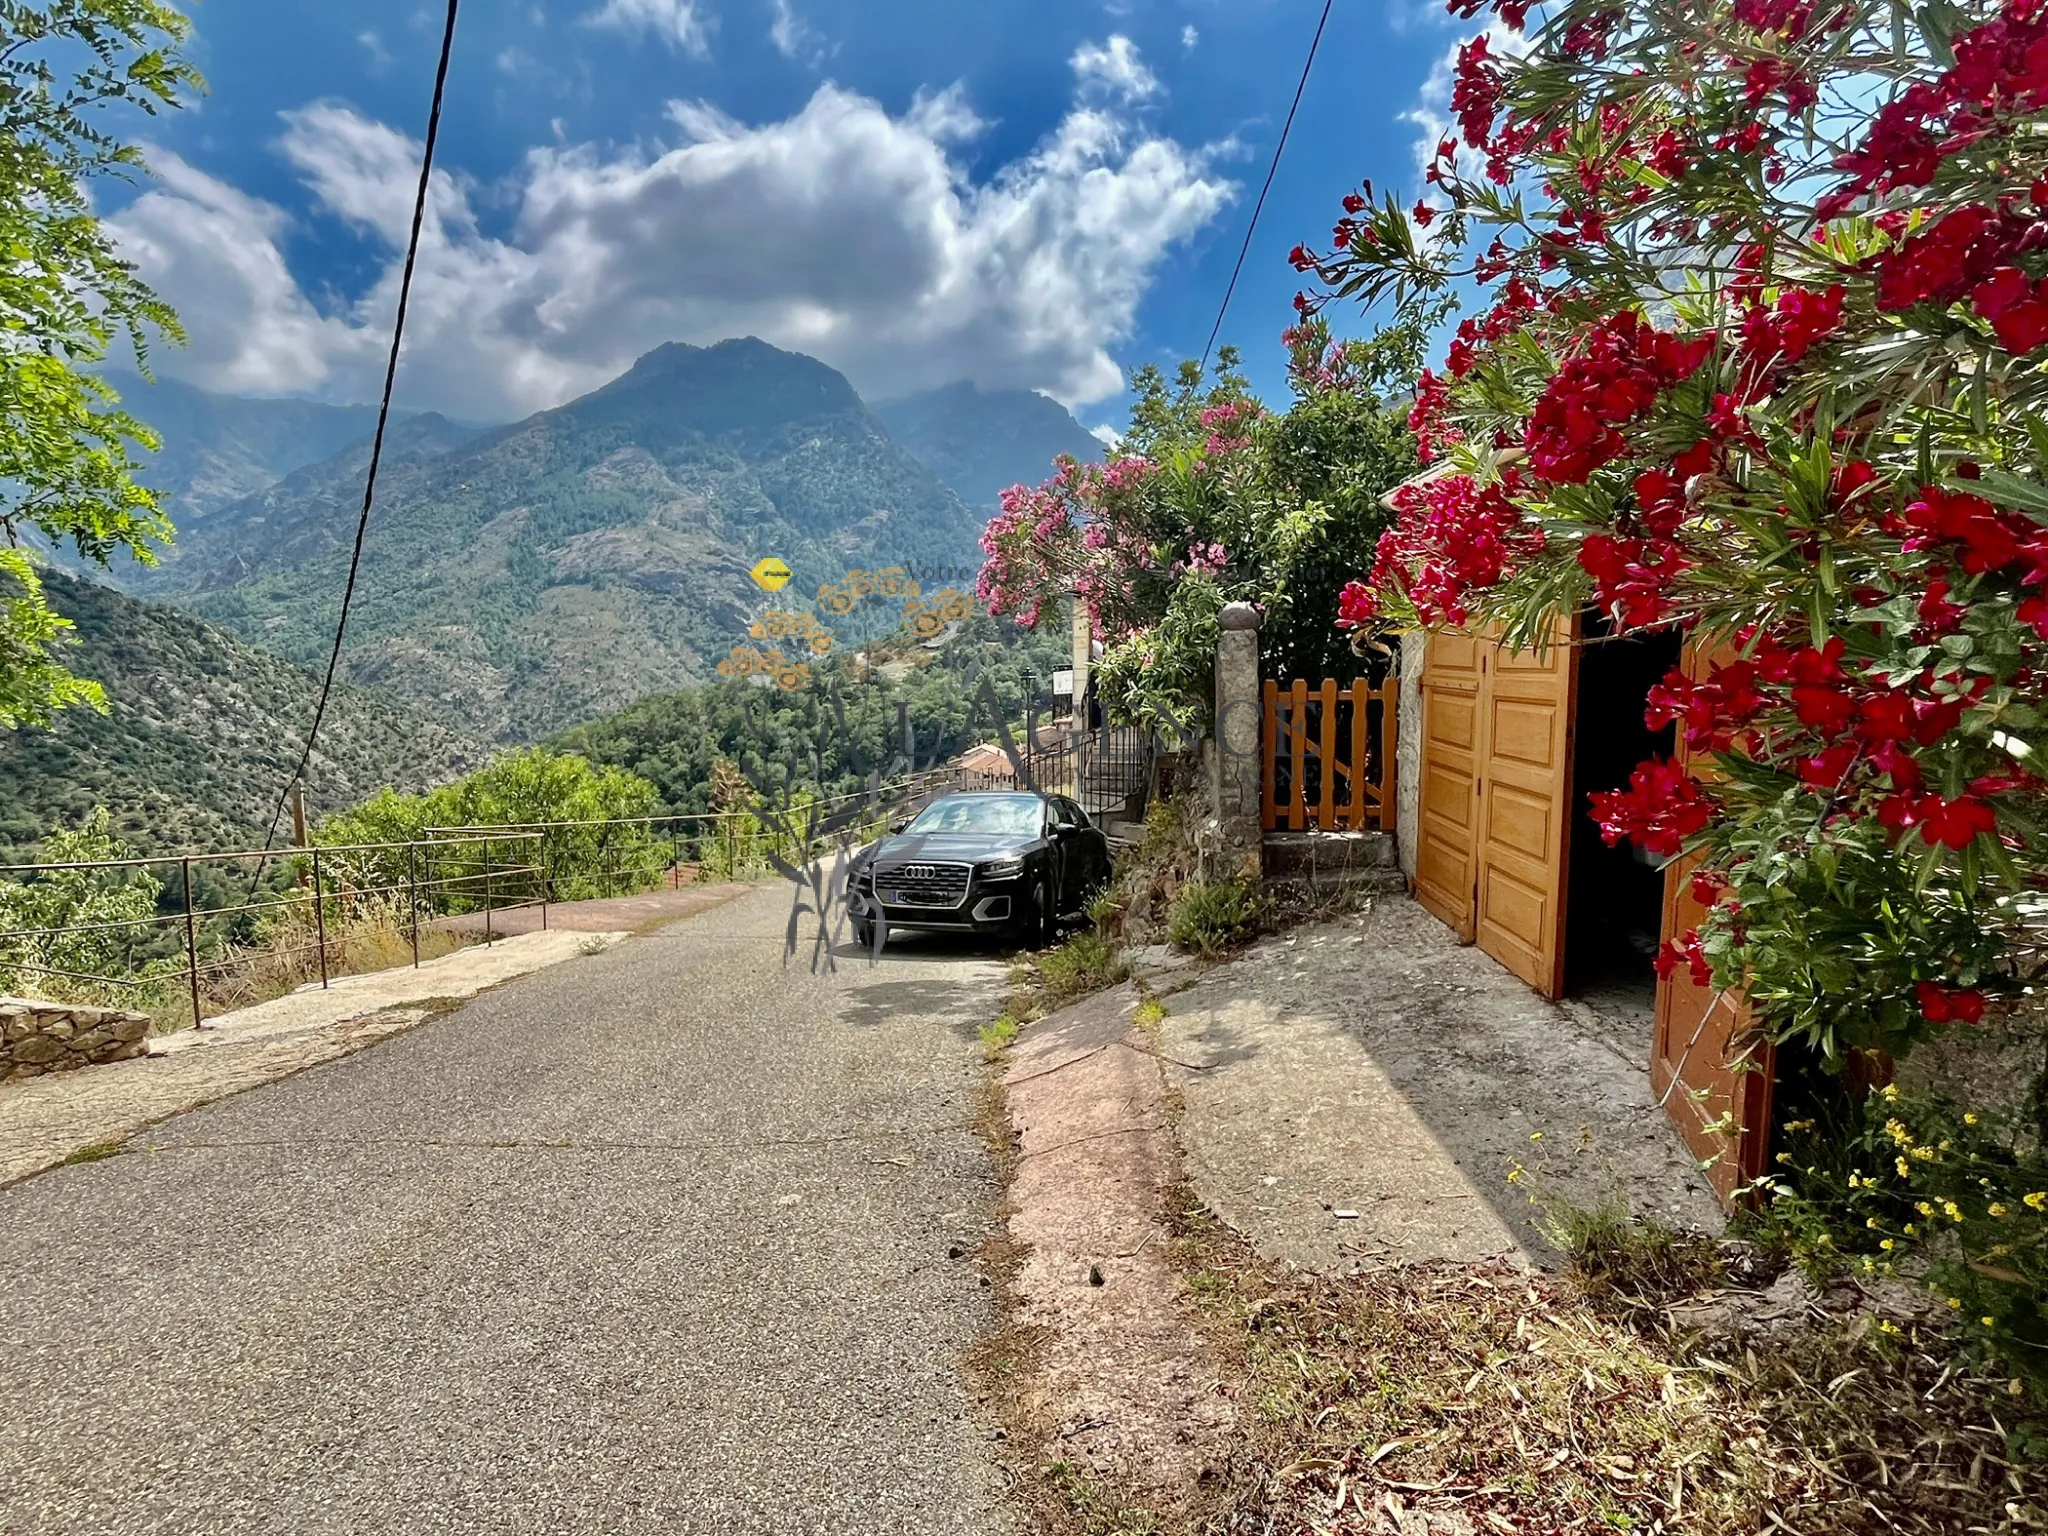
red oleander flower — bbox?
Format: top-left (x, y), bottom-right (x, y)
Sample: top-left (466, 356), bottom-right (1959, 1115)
top-left (1589, 757), bottom-right (1716, 857)
top-left (1524, 311), bottom-right (1714, 483)
top-left (1916, 980), bottom-right (1987, 1024)
top-left (1655, 928), bottom-right (1713, 986)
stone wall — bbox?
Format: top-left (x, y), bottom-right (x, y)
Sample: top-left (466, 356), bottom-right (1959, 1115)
top-left (1, 998), bottom-right (152, 1081)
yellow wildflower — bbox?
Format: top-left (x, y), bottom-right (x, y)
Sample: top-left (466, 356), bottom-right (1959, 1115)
top-left (2026, 1192), bottom-right (2047, 1211)
top-left (1991, 1202), bottom-right (2010, 1218)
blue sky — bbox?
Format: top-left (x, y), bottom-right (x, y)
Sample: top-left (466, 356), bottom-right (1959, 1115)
top-left (108, 0), bottom-right (1466, 433)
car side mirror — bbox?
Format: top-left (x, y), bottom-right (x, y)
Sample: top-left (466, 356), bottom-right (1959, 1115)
top-left (888, 817), bottom-right (910, 834)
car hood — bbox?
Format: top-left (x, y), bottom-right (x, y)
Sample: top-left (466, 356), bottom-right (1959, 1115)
top-left (861, 833), bottom-right (1039, 864)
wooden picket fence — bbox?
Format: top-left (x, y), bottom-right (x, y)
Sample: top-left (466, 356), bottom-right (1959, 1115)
top-left (1261, 677), bottom-right (1398, 832)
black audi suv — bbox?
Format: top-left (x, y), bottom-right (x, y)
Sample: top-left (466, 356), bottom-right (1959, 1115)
top-left (848, 790), bottom-right (1112, 950)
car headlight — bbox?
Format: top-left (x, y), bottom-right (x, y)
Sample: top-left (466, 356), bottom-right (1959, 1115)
top-left (979, 856), bottom-right (1025, 881)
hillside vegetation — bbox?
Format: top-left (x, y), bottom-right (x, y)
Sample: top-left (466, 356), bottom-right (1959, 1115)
top-left (875, 382), bottom-right (1103, 509)
top-left (0, 572), bottom-right (484, 859)
top-left (181, 338), bottom-right (991, 742)
top-left (99, 370), bottom-right (409, 526)
top-left (555, 612), bottom-right (1072, 812)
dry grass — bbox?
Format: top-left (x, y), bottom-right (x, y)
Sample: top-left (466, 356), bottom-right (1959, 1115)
top-left (1007, 930), bottom-right (1130, 1023)
top-left (150, 897), bottom-right (472, 1031)
top-left (1166, 1197), bottom-right (2048, 1535)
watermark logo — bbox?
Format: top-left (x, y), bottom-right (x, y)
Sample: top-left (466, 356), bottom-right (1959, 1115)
top-left (749, 556), bottom-right (793, 592)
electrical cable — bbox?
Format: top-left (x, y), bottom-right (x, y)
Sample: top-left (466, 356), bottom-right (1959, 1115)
top-left (245, 0), bottom-right (461, 893)
top-left (1197, 0), bottom-right (1335, 379)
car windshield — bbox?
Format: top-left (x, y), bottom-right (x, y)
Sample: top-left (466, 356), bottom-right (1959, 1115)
top-left (904, 796), bottom-right (1041, 837)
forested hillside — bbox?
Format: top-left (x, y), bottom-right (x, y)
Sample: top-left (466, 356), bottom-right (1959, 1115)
top-left (875, 383), bottom-right (1104, 508)
top-left (0, 573), bottom-right (484, 859)
top-left (99, 371), bottom-right (408, 525)
top-left (554, 613), bottom-right (1071, 812)
top-left (184, 338), bottom-right (988, 742)
top-left (134, 412), bottom-right (481, 593)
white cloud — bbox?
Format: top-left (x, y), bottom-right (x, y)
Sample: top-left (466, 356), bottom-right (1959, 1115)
top-left (1181, 24), bottom-right (1199, 51)
top-left (114, 49), bottom-right (1232, 421)
top-left (584, 0), bottom-right (711, 55)
top-left (1071, 35), bottom-right (1159, 103)
top-left (358, 30), bottom-right (393, 70)
top-left (767, 0), bottom-right (825, 63)
top-left (1402, 23), bottom-right (1523, 190)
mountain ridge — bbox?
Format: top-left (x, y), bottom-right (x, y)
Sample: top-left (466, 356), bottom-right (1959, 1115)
top-left (0, 570), bottom-right (485, 858)
top-left (180, 338), bottom-right (991, 742)
top-left (874, 381), bottom-right (1104, 509)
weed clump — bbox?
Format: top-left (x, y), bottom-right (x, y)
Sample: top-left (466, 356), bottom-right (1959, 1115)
top-left (1165, 878), bottom-right (1264, 957)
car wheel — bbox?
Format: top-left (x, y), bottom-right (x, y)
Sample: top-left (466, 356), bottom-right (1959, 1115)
top-left (1014, 875), bottom-right (1053, 950)
top-left (852, 916), bottom-right (875, 949)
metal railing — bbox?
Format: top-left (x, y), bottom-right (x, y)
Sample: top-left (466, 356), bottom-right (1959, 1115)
top-left (0, 768), bottom-right (965, 1029)
top-left (0, 831), bottom-right (546, 1029)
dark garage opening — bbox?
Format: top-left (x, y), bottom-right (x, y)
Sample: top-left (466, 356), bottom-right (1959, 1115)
top-left (1565, 613), bottom-right (1683, 1029)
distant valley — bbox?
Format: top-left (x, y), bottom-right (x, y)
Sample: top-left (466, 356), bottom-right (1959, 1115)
top-left (8, 342), bottom-right (1102, 852)
top-left (128, 340), bottom-right (1100, 742)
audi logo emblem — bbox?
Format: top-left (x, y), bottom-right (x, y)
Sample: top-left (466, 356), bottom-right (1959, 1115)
top-left (903, 865), bottom-right (938, 880)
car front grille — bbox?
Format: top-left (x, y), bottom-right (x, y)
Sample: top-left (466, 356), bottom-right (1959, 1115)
top-left (870, 859), bottom-right (973, 909)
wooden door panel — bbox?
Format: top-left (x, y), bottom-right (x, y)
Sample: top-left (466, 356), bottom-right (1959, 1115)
top-left (1415, 631), bottom-right (1487, 939)
top-left (1652, 638), bottom-right (1773, 1208)
top-left (1472, 620), bottom-right (1577, 999)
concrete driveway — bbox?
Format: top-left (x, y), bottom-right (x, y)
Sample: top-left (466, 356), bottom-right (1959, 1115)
top-left (0, 883), bottom-right (1019, 1535)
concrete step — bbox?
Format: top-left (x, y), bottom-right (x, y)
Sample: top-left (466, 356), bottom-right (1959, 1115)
top-left (1262, 829), bottom-right (1398, 878)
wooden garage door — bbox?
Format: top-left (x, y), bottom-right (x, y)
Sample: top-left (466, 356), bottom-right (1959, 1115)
top-left (1653, 640), bottom-right (1773, 1206)
top-left (1416, 621), bottom-right (1579, 996)
top-left (1413, 629), bottom-right (1487, 939)
top-left (1474, 622), bottom-right (1578, 999)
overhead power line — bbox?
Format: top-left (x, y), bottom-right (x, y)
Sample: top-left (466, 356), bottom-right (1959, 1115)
top-left (248, 0), bottom-right (462, 883)
top-left (1198, 0), bottom-right (1335, 378)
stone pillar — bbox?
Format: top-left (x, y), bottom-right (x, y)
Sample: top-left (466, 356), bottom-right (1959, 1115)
top-left (1397, 629), bottom-right (1426, 884)
top-left (1214, 602), bottom-right (1263, 883)
top-left (1070, 592), bottom-right (1092, 717)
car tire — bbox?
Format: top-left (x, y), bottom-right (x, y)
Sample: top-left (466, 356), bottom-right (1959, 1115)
top-left (852, 917), bottom-right (875, 949)
top-left (1014, 875), bottom-right (1053, 950)
top-left (1032, 875), bottom-right (1057, 948)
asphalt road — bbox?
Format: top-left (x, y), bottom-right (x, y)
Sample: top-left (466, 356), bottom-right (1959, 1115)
top-left (0, 883), bottom-right (1020, 1535)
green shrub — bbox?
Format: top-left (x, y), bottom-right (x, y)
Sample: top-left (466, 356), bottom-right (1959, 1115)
top-left (1166, 877), bottom-right (1264, 956)
top-left (1750, 1084), bottom-right (2048, 1399)
top-left (1037, 930), bottom-right (1126, 1001)
top-left (316, 748), bottom-right (662, 909)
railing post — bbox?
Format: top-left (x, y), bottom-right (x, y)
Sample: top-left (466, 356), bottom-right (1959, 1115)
top-left (483, 837), bottom-right (495, 948)
top-left (541, 841), bottom-right (551, 932)
top-left (672, 822), bottom-right (681, 890)
top-left (182, 858), bottom-right (202, 1030)
top-left (409, 842), bottom-right (421, 968)
top-left (311, 846), bottom-right (328, 989)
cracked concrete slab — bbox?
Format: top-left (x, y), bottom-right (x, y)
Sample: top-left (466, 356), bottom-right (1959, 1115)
top-left (1157, 896), bottom-right (1724, 1274)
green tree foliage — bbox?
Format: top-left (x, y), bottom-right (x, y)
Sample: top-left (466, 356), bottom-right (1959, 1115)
top-left (315, 749), bottom-right (662, 907)
top-left (979, 331), bottom-right (1417, 733)
top-left (554, 613), bottom-right (1072, 810)
top-left (0, 1), bottom-right (200, 727)
top-left (0, 806), bottom-right (167, 1000)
